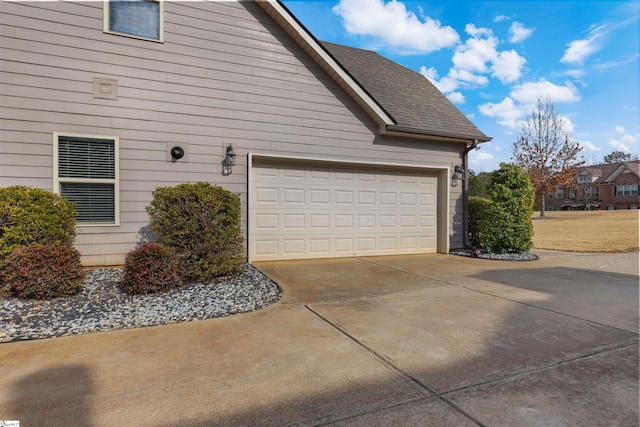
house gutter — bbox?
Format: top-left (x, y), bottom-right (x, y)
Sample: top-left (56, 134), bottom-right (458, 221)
top-left (383, 124), bottom-right (492, 143)
top-left (462, 139), bottom-right (479, 247)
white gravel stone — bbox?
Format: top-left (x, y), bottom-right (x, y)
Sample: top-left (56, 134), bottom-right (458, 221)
top-left (450, 248), bottom-right (539, 261)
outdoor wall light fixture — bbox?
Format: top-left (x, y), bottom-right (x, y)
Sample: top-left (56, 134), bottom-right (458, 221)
top-left (452, 165), bottom-right (464, 186)
top-left (225, 145), bottom-right (236, 166)
top-left (170, 146), bottom-right (185, 160)
top-left (222, 145), bottom-right (236, 175)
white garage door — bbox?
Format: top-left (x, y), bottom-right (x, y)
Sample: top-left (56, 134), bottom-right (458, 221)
top-left (250, 161), bottom-right (438, 261)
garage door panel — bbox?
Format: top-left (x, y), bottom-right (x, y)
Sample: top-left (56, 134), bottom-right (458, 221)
top-left (251, 162), bottom-right (438, 261)
top-left (256, 188), bottom-right (278, 203)
top-left (335, 190), bottom-right (354, 204)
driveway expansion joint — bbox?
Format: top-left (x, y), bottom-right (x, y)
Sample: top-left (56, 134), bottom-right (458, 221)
top-left (304, 304), bottom-right (489, 427)
top-left (304, 304), bottom-right (431, 394)
top-left (356, 257), bottom-right (453, 288)
top-left (458, 284), bottom-right (640, 336)
top-left (437, 339), bottom-right (639, 397)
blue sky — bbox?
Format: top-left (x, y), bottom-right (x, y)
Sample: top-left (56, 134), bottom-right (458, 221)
top-left (282, 0), bottom-right (640, 172)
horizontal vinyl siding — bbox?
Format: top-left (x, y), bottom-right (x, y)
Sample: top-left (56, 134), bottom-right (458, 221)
top-left (1, 1), bottom-right (464, 265)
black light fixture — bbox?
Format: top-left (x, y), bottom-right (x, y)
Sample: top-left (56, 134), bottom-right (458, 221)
top-left (452, 165), bottom-right (464, 186)
top-left (170, 146), bottom-right (185, 160)
top-left (225, 145), bottom-right (236, 166)
top-left (223, 145), bottom-right (236, 175)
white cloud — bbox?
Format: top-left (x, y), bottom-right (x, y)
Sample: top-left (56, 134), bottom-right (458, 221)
top-left (609, 139), bottom-right (632, 153)
top-left (579, 140), bottom-right (600, 152)
top-left (494, 15), bottom-right (510, 23)
top-left (464, 23), bottom-right (493, 38)
top-left (560, 115), bottom-right (575, 134)
top-left (593, 53), bottom-right (640, 70)
top-left (423, 23), bottom-right (527, 95)
top-left (611, 126), bottom-right (640, 147)
top-left (608, 125), bottom-right (640, 152)
top-left (491, 49), bottom-right (527, 83)
top-left (452, 30), bottom-right (496, 73)
top-left (508, 22), bottom-right (534, 43)
top-left (475, 150), bottom-right (494, 161)
top-left (510, 79), bottom-right (581, 104)
top-left (560, 25), bottom-right (605, 64)
top-left (478, 97), bottom-right (525, 129)
top-left (563, 69), bottom-right (585, 79)
top-left (447, 91), bottom-right (465, 104)
top-left (420, 66), bottom-right (460, 93)
top-left (448, 68), bottom-right (490, 87)
top-left (621, 133), bottom-right (637, 144)
top-left (469, 149), bottom-right (495, 172)
top-left (420, 65), bottom-right (438, 81)
top-left (333, 0), bottom-right (459, 54)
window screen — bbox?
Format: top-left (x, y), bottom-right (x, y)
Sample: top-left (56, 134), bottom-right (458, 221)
top-left (108, 0), bottom-right (160, 41)
top-left (60, 183), bottom-right (115, 223)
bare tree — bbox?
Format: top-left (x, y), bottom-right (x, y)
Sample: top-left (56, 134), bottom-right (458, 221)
top-left (512, 98), bottom-right (583, 218)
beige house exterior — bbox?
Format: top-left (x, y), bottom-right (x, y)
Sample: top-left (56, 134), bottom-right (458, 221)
top-left (1, 0), bottom-right (490, 266)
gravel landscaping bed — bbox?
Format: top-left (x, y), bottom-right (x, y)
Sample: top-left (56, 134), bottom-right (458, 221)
top-left (450, 248), bottom-right (539, 261)
top-left (0, 264), bottom-right (281, 343)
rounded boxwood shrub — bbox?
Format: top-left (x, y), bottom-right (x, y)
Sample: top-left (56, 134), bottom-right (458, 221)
top-left (1, 244), bottom-right (85, 299)
top-left (146, 182), bottom-right (244, 282)
top-left (121, 243), bottom-right (183, 295)
top-left (0, 186), bottom-right (76, 265)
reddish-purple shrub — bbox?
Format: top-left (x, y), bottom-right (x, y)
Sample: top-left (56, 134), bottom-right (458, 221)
top-left (1, 244), bottom-right (85, 299)
top-left (121, 243), bottom-right (183, 295)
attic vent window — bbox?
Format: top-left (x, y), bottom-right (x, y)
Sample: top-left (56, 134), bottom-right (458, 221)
top-left (93, 78), bottom-right (118, 100)
top-left (104, 0), bottom-right (163, 42)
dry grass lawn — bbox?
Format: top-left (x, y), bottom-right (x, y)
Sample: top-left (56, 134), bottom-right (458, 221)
top-left (532, 210), bottom-right (639, 253)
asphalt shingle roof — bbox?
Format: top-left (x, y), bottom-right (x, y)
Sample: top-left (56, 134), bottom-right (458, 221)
top-left (321, 41), bottom-right (491, 142)
top-left (583, 163), bottom-right (624, 185)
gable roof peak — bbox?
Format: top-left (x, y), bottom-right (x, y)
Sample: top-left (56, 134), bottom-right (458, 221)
top-left (256, 0), bottom-right (491, 144)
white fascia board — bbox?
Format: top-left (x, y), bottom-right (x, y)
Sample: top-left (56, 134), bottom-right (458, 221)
top-left (256, 0), bottom-right (395, 126)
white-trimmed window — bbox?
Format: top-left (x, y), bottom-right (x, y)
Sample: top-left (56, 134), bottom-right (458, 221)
top-left (54, 133), bottom-right (119, 225)
top-left (104, 0), bottom-right (163, 42)
top-left (616, 185), bottom-right (639, 196)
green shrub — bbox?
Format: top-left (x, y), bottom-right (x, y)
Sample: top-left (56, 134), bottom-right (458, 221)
top-left (479, 163), bottom-right (535, 253)
top-left (468, 196), bottom-right (493, 248)
top-left (1, 244), bottom-right (85, 299)
top-left (121, 243), bottom-right (183, 295)
top-left (146, 182), bottom-right (244, 282)
top-left (0, 186), bottom-right (76, 265)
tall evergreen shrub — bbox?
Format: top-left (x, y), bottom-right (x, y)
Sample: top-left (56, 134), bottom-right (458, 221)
top-left (479, 163), bottom-right (535, 253)
top-left (468, 196), bottom-right (493, 248)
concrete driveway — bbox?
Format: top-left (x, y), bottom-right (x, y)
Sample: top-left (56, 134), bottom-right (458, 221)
top-left (0, 250), bottom-right (638, 426)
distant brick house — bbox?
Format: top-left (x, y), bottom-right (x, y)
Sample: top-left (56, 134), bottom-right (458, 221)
top-left (545, 161), bottom-right (640, 211)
